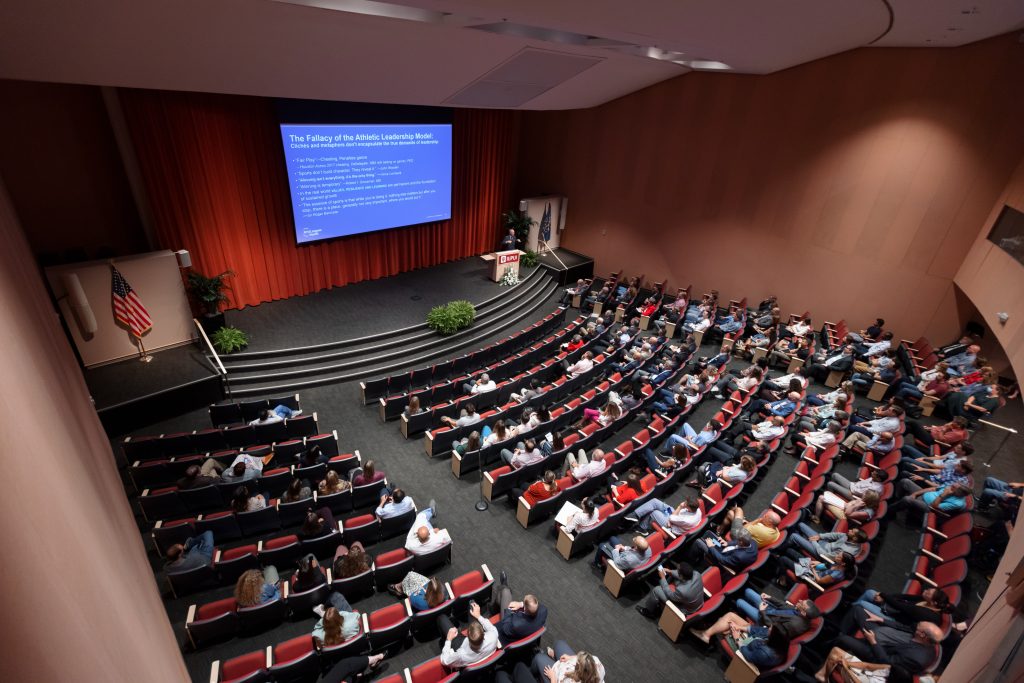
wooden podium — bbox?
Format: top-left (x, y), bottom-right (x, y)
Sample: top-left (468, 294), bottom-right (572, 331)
top-left (480, 250), bottom-right (523, 282)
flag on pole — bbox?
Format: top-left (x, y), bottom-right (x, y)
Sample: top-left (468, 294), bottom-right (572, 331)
top-left (539, 202), bottom-right (552, 242)
top-left (111, 266), bottom-right (152, 338)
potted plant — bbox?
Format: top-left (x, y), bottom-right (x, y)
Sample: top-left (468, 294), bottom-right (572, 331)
top-left (187, 269), bottom-right (234, 336)
top-left (211, 326), bottom-right (249, 354)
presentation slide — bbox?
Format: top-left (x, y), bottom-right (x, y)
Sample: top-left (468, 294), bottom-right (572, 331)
top-left (280, 123), bottom-right (452, 244)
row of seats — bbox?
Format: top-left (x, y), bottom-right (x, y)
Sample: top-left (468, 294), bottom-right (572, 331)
top-left (123, 413), bottom-right (320, 463)
top-left (129, 431), bottom-right (341, 491)
top-left (138, 446), bottom-right (359, 522)
top-left (379, 314), bottom-right (586, 424)
top-left (360, 308), bottom-right (569, 405)
top-left (209, 394), bottom-right (302, 428)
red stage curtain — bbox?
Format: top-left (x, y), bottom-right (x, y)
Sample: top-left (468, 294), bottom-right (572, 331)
top-left (118, 89), bottom-right (520, 309)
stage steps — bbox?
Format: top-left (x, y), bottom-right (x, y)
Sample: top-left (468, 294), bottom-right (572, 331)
top-left (219, 269), bottom-right (561, 397)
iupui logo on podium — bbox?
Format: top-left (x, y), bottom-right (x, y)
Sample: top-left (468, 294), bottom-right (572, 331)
top-left (498, 252), bottom-right (520, 265)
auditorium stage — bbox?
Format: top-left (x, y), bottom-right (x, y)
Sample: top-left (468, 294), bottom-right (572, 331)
top-left (83, 253), bottom-right (585, 435)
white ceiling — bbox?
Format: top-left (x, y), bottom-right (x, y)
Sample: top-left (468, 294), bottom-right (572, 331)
top-left (0, 0), bottom-right (1021, 110)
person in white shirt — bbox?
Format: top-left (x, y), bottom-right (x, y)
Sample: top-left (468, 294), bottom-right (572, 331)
top-left (501, 439), bottom-right (545, 469)
top-left (483, 419), bottom-right (518, 447)
top-left (405, 504), bottom-right (451, 556)
top-left (375, 488), bottom-right (415, 519)
top-left (556, 497), bottom-right (602, 535)
top-left (632, 496), bottom-right (703, 534)
top-left (789, 421), bottom-right (842, 453)
top-left (441, 403), bottom-right (481, 428)
top-left (565, 351), bottom-right (595, 377)
top-left (563, 448), bottom-right (608, 481)
top-left (463, 374), bottom-right (497, 395)
top-left (438, 601), bottom-right (499, 668)
top-left (247, 404), bottom-right (303, 426)
top-left (525, 641), bottom-right (606, 683)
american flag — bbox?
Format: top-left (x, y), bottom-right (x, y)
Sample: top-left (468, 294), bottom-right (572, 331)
top-left (111, 266), bottom-right (152, 338)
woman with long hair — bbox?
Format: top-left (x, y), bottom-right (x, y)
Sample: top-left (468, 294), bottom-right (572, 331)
top-left (318, 470), bottom-right (350, 496)
top-left (453, 430), bottom-right (481, 457)
top-left (351, 459), bottom-right (385, 486)
top-left (313, 593), bottom-right (361, 646)
top-left (292, 554), bottom-right (326, 593)
top-left (332, 542), bottom-right (370, 579)
top-left (611, 472), bottom-right (649, 505)
top-left (512, 641), bottom-right (605, 683)
top-left (234, 567), bottom-right (280, 607)
top-left (386, 573), bottom-right (445, 612)
top-left (300, 506), bottom-right (337, 540)
top-left (281, 477), bottom-right (312, 504)
top-left (231, 485), bottom-right (266, 513)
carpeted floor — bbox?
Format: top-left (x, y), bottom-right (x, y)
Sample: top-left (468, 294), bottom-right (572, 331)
top-left (113, 307), bottom-right (1024, 682)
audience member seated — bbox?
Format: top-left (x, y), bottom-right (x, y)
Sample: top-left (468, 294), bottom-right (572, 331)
top-left (376, 487), bottom-right (414, 518)
top-left (635, 562), bottom-right (704, 619)
top-left (592, 534), bottom-right (651, 570)
top-left (745, 392), bottom-right (801, 421)
top-left (979, 476), bottom-right (1024, 510)
top-left (514, 641), bottom-right (604, 683)
top-left (704, 441), bottom-right (768, 468)
top-left (438, 601), bottom-right (500, 668)
top-left (889, 482), bottom-right (971, 522)
top-left (642, 444), bottom-right (686, 477)
top-left (787, 421), bottom-right (843, 455)
top-left (716, 507), bottom-right (781, 548)
top-left (176, 464), bottom-right (221, 490)
top-left (664, 420), bottom-right (722, 454)
top-left (579, 401), bottom-right (622, 428)
top-left (788, 525), bottom-right (867, 560)
top-left (387, 572), bottom-right (446, 612)
top-left (840, 430), bottom-right (896, 458)
top-left (851, 352), bottom-right (899, 393)
top-left (332, 542), bottom-right (369, 578)
top-left (692, 590), bottom-right (818, 643)
top-left (631, 496), bottom-right (703, 535)
top-left (164, 530), bottom-right (214, 575)
top-left (687, 528), bottom-right (758, 571)
top-left (725, 415), bottom-right (786, 449)
top-left (510, 470), bottom-right (561, 509)
top-left (500, 438), bottom-right (545, 470)
top-left (777, 550), bottom-right (855, 589)
top-left (943, 343), bottom-right (981, 376)
top-left (565, 352), bottom-right (595, 378)
top-left (320, 654), bottom-right (386, 683)
top-left (281, 477), bottom-right (312, 504)
top-left (563, 449), bottom-right (608, 481)
top-left (230, 485), bottom-right (266, 513)
top-left (489, 571), bottom-right (548, 646)
top-left (319, 470), bottom-right (351, 496)
top-left (806, 381), bottom-right (852, 408)
top-left (853, 331), bottom-right (894, 363)
top-left (711, 365), bottom-right (763, 400)
top-left (688, 454), bottom-right (757, 491)
top-left (440, 403), bottom-right (481, 429)
top-left (248, 404), bottom-right (302, 425)
top-left (511, 378), bottom-right (547, 403)
top-left (453, 431), bottom-right (482, 457)
top-left (405, 502), bottom-right (450, 555)
top-left (235, 567), bottom-right (280, 607)
top-left (904, 416), bottom-right (969, 448)
top-left (298, 445), bottom-right (330, 468)
top-left (300, 507), bottom-right (337, 540)
top-left (403, 395), bottom-right (426, 418)
top-left (312, 592), bottom-right (361, 644)
top-left (292, 554), bottom-right (327, 593)
top-left (945, 384), bottom-right (1001, 423)
top-left (201, 452), bottom-right (263, 484)
top-left (899, 440), bottom-right (973, 477)
top-left (483, 419), bottom-right (519, 448)
top-left (609, 472), bottom-right (651, 506)
top-left (554, 497), bottom-right (601, 537)
top-left (351, 460), bottom-right (385, 486)
top-left (807, 344), bottom-right (856, 384)
top-left (840, 588), bottom-right (951, 634)
top-left (463, 373), bottom-right (497, 396)
top-left (811, 489), bottom-right (880, 526)
top-left (819, 620), bottom-right (945, 679)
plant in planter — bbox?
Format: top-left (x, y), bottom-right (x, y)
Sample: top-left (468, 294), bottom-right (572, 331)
top-left (426, 300), bottom-right (476, 335)
top-left (521, 250), bottom-right (540, 268)
top-left (500, 269), bottom-right (520, 287)
top-left (211, 326), bottom-right (249, 354)
top-left (187, 270), bottom-right (234, 335)
top-left (502, 209), bottom-right (535, 245)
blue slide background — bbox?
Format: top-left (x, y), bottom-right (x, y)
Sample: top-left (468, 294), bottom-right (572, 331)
top-left (280, 123), bottom-right (452, 243)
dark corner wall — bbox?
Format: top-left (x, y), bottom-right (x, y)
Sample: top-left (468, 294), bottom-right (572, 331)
top-left (516, 33), bottom-right (1024, 351)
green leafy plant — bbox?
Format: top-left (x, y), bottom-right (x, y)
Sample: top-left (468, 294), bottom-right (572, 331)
top-left (211, 326), bottom-right (249, 354)
top-left (502, 209), bottom-right (535, 242)
top-left (426, 300), bottom-right (476, 335)
top-left (187, 270), bottom-right (235, 315)
top-left (522, 250), bottom-right (540, 268)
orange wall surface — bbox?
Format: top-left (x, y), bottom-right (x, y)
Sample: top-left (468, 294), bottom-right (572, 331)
top-left (518, 35), bottom-right (1024, 340)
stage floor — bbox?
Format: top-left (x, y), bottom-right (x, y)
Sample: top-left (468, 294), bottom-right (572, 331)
top-left (83, 344), bottom-right (216, 411)
top-left (226, 256), bottom-right (536, 353)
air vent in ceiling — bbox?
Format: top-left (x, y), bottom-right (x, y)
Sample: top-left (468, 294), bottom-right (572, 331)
top-left (444, 47), bottom-right (603, 107)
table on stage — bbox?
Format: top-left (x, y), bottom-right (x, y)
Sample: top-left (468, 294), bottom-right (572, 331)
top-left (480, 250), bottom-right (524, 282)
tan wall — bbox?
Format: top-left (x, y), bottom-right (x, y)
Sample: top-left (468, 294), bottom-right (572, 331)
top-left (955, 155), bottom-right (1024, 381)
top-left (45, 250), bottom-right (196, 367)
top-left (517, 35), bottom-right (1024, 340)
top-left (0, 180), bottom-right (188, 681)
top-left (0, 79), bottom-right (148, 260)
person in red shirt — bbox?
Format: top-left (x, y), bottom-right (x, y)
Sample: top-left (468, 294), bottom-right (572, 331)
top-left (563, 335), bottom-right (584, 353)
top-left (508, 470), bottom-right (561, 508)
top-left (611, 472), bottom-right (650, 506)
top-left (905, 416), bottom-right (969, 448)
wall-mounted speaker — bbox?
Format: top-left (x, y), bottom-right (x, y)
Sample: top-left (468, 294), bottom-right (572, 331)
top-left (175, 249), bottom-right (192, 268)
top-left (62, 273), bottom-right (98, 337)
top-left (518, 199), bottom-right (528, 212)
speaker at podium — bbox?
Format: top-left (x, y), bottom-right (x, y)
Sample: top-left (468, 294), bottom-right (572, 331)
top-left (480, 250), bottom-right (523, 282)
